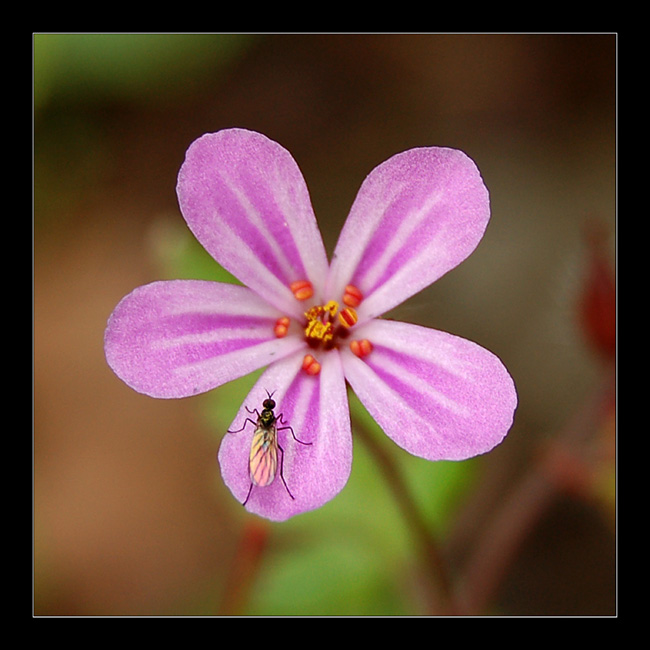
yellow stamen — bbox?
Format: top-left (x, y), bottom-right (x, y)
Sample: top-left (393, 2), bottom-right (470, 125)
top-left (305, 319), bottom-right (334, 344)
top-left (304, 301), bottom-right (339, 344)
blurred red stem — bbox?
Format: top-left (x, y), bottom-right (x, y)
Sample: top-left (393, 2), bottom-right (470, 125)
top-left (218, 519), bottom-right (270, 615)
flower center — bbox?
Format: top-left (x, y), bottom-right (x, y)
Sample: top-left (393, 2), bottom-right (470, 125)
top-left (304, 299), bottom-right (357, 349)
top-left (274, 281), bottom-right (374, 375)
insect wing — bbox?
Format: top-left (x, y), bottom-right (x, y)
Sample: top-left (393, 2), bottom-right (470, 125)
top-left (249, 424), bottom-right (278, 487)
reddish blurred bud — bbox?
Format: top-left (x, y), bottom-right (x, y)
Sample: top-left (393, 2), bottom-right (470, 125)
top-left (578, 222), bottom-right (616, 361)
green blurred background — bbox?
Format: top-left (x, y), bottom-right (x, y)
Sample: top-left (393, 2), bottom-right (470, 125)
top-left (34, 33), bottom-right (616, 616)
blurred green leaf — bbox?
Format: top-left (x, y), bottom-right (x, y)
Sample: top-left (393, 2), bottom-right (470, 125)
top-left (238, 392), bottom-right (478, 615)
top-left (34, 33), bottom-right (254, 110)
top-left (149, 216), bottom-right (241, 285)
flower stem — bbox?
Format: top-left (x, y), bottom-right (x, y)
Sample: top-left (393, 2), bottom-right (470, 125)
top-left (452, 365), bottom-right (615, 615)
top-left (352, 414), bottom-right (457, 615)
top-left (218, 519), bottom-right (270, 615)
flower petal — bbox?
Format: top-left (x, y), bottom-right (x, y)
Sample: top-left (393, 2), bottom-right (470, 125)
top-left (176, 129), bottom-right (330, 317)
top-left (104, 280), bottom-right (304, 398)
top-left (326, 146), bottom-right (490, 320)
top-left (342, 320), bottom-right (517, 461)
top-left (219, 349), bottom-right (352, 521)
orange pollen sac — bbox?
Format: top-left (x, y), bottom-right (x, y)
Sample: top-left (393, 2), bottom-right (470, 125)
top-left (350, 339), bottom-right (373, 359)
top-left (338, 307), bottom-right (358, 328)
top-left (302, 354), bottom-right (321, 376)
top-left (273, 316), bottom-right (291, 338)
top-left (343, 284), bottom-right (364, 308)
top-left (290, 279), bottom-right (314, 301)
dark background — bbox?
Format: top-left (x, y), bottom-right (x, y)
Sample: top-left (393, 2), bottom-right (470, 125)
top-left (34, 34), bottom-right (616, 616)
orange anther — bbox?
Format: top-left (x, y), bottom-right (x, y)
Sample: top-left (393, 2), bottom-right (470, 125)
top-left (302, 354), bottom-right (321, 376)
top-left (343, 284), bottom-right (363, 308)
top-left (290, 280), bottom-right (314, 301)
top-left (338, 307), bottom-right (358, 328)
top-left (273, 316), bottom-right (291, 338)
top-left (350, 339), bottom-right (373, 359)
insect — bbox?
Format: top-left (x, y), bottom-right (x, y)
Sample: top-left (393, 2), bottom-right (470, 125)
top-left (228, 390), bottom-right (312, 506)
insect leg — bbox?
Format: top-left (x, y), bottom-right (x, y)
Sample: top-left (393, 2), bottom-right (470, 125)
top-left (227, 415), bottom-right (259, 434)
top-left (277, 443), bottom-right (295, 500)
top-left (242, 482), bottom-right (254, 506)
top-left (277, 414), bottom-right (312, 445)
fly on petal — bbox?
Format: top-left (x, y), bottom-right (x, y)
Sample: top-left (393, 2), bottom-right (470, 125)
top-left (228, 388), bottom-right (313, 507)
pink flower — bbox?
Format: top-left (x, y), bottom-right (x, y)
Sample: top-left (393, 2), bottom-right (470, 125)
top-left (104, 128), bottom-right (517, 521)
